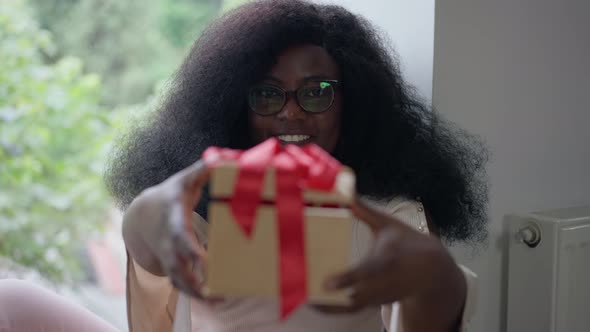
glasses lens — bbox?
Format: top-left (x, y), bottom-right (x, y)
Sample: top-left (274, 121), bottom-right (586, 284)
top-left (248, 85), bottom-right (285, 115)
top-left (298, 81), bottom-right (335, 113)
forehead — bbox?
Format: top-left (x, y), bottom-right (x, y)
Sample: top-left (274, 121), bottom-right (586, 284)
top-left (268, 44), bottom-right (340, 81)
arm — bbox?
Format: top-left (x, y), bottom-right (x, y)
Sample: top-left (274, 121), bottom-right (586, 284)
top-left (398, 252), bottom-right (467, 332)
top-left (122, 160), bottom-right (210, 294)
top-left (123, 187), bottom-right (169, 276)
top-left (326, 198), bottom-right (471, 332)
top-left (396, 211), bottom-right (467, 332)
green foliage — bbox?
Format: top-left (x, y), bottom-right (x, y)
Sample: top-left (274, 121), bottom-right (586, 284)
top-left (28, 0), bottom-right (228, 107)
top-left (28, 0), bottom-right (170, 106)
top-left (0, 0), bottom-right (115, 282)
top-left (0, 0), bottom-right (254, 282)
top-left (159, 0), bottom-right (219, 48)
top-left (221, 0), bottom-right (251, 12)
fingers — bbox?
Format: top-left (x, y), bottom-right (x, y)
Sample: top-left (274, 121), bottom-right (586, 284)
top-left (351, 269), bottom-right (409, 306)
top-left (316, 278), bottom-right (399, 314)
top-left (324, 269), bottom-right (404, 311)
top-left (167, 253), bottom-right (203, 299)
top-left (160, 235), bottom-right (203, 299)
top-left (324, 240), bottom-right (405, 310)
top-left (178, 159), bottom-right (211, 191)
top-left (161, 159), bottom-right (211, 208)
top-left (311, 304), bottom-right (362, 314)
top-left (161, 202), bottom-right (208, 299)
top-left (164, 246), bottom-right (204, 298)
top-left (320, 255), bottom-right (381, 310)
top-left (326, 255), bottom-right (381, 291)
top-left (154, 159), bottom-right (211, 299)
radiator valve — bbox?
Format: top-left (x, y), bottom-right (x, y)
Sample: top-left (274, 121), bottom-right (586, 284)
top-left (517, 222), bottom-right (541, 248)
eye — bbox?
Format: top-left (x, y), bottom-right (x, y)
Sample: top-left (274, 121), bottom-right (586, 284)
top-left (259, 87), bottom-right (281, 98)
top-left (304, 86), bottom-right (326, 97)
top-left (303, 81), bottom-right (332, 97)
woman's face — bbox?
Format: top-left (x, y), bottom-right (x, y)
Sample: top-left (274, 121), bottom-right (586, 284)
top-left (249, 44), bottom-right (342, 153)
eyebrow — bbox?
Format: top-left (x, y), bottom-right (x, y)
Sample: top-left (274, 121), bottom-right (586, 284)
top-left (263, 76), bottom-right (283, 84)
top-left (263, 75), bottom-right (337, 84)
top-left (304, 75), bottom-right (336, 81)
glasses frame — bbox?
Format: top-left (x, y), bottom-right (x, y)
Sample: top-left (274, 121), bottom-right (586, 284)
top-left (248, 79), bottom-right (340, 116)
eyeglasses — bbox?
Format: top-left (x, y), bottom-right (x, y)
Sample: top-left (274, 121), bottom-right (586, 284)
top-left (248, 80), bottom-right (339, 116)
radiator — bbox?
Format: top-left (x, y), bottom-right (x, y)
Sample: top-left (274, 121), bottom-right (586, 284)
top-left (506, 206), bottom-right (590, 332)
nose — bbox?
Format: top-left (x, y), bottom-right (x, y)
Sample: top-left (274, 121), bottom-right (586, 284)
top-left (276, 95), bottom-right (306, 121)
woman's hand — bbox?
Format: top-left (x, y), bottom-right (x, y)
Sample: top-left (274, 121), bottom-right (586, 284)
top-left (123, 160), bottom-right (211, 298)
top-left (321, 198), bottom-right (466, 332)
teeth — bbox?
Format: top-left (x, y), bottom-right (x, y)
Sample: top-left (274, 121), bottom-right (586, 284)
top-left (277, 135), bottom-right (310, 142)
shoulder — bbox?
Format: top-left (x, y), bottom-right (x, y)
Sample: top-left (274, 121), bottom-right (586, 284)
top-left (366, 197), bottom-right (429, 234)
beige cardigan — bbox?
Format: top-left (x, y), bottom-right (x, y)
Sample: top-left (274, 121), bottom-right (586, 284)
top-left (126, 198), bottom-right (477, 332)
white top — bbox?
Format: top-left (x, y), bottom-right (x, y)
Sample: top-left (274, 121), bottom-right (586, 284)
top-left (126, 198), bottom-right (477, 332)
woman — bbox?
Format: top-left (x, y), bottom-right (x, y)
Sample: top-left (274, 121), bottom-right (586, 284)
top-left (108, 0), bottom-right (488, 331)
top-left (0, 0), bottom-right (487, 331)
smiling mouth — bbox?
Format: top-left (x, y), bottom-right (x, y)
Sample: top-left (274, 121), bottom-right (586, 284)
top-left (275, 134), bottom-right (312, 145)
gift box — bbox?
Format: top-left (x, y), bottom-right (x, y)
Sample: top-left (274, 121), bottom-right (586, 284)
top-left (201, 138), bottom-right (355, 317)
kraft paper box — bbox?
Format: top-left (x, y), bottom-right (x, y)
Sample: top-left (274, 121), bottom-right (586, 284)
top-left (203, 161), bottom-right (356, 305)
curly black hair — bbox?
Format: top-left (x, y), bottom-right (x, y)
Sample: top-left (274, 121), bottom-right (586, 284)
top-left (105, 0), bottom-right (489, 245)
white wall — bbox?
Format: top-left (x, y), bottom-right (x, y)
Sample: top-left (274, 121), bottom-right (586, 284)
top-left (320, 0), bottom-right (435, 100)
top-left (433, 0), bottom-right (590, 331)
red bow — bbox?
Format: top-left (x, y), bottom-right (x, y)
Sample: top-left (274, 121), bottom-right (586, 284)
top-left (203, 138), bottom-right (342, 318)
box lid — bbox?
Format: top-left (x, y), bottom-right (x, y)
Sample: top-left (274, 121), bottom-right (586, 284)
top-left (209, 161), bottom-right (355, 205)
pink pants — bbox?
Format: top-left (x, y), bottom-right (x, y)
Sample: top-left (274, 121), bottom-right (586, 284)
top-left (0, 279), bottom-right (119, 332)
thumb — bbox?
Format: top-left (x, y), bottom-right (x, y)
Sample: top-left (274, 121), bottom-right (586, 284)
top-left (179, 160), bottom-right (211, 191)
top-left (176, 160), bottom-right (211, 206)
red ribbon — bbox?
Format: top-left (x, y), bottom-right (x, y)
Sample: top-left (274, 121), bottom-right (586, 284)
top-left (203, 138), bottom-right (342, 318)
